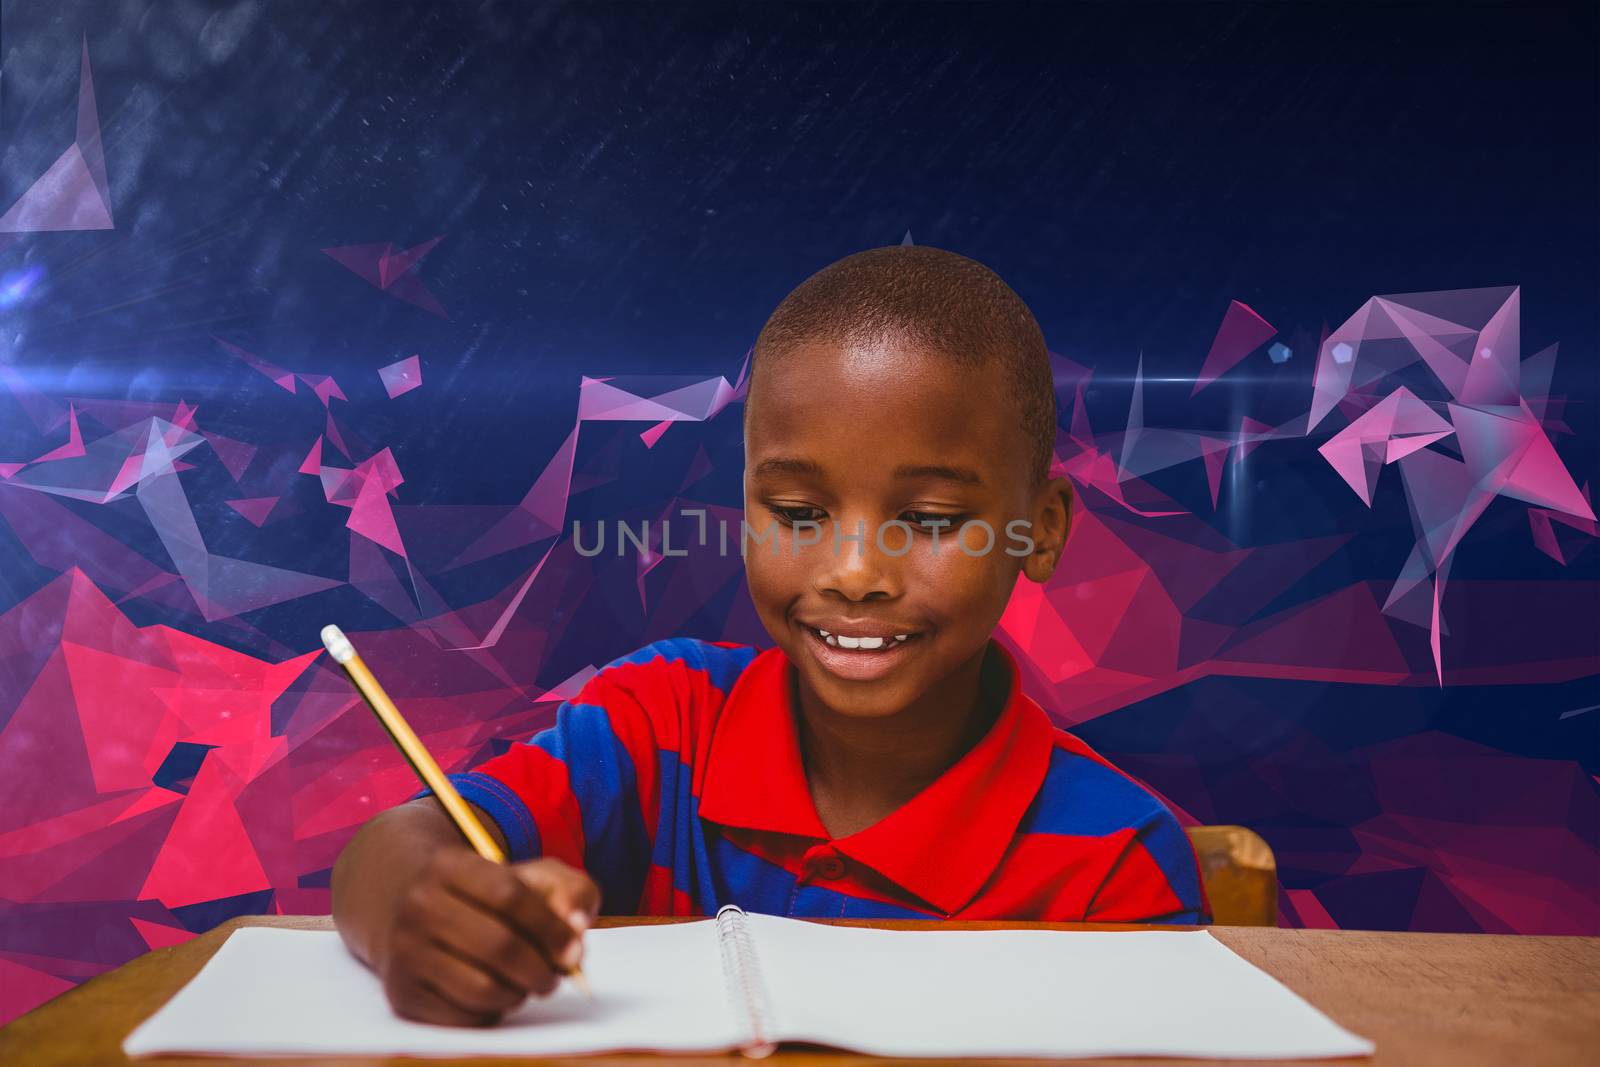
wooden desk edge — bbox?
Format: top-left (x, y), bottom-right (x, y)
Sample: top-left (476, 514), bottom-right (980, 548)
top-left (4, 915), bottom-right (1598, 1067)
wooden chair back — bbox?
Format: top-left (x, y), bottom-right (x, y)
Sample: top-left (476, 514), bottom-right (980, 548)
top-left (1186, 825), bottom-right (1278, 926)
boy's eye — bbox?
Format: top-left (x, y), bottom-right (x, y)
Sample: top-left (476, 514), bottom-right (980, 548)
top-left (766, 504), bottom-right (825, 525)
top-left (903, 511), bottom-right (968, 530)
top-left (762, 506), bottom-right (969, 530)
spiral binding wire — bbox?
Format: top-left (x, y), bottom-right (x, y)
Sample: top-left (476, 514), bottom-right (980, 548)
top-left (715, 905), bottom-right (777, 1058)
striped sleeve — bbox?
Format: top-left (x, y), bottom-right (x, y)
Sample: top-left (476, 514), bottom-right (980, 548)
top-left (1084, 801), bottom-right (1210, 924)
top-left (411, 645), bottom-right (674, 914)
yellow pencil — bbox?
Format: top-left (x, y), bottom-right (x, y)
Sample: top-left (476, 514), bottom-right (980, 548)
top-left (320, 624), bottom-right (590, 997)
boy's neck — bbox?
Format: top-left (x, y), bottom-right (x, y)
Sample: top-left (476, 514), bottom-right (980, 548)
top-left (792, 640), bottom-right (1008, 840)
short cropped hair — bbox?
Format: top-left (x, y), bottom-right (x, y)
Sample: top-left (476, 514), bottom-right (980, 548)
top-left (747, 245), bottom-right (1056, 487)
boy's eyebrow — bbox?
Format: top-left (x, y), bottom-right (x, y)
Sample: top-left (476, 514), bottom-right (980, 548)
top-left (893, 463), bottom-right (984, 487)
top-left (750, 456), bottom-right (984, 487)
top-left (751, 457), bottom-right (824, 479)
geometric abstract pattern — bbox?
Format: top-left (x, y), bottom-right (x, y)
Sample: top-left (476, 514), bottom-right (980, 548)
top-left (1116, 285), bottom-right (1594, 683)
top-left (1, 280), bottom-right (1595, 1021)
top-left (322, 238), bottom-right (449, 319)
top-left (0, 8), bottom-right (1594, 1028)
top-left (1311, 288), bottom-right (1593, 681)
top-left (0, 38), bottom-right (112, 245)
top-left (378, 354), bottom-right (422, 400)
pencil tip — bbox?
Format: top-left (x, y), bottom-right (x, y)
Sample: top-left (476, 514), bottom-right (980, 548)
top-left (570, 967), bottom-right (592, 998)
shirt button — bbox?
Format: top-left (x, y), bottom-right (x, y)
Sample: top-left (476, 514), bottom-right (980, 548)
top-left (815, 854), bottom-right (846, 880)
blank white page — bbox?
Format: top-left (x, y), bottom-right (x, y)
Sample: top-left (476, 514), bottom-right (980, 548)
top-left (124, 923), bottom-right (745, 1058)
top-left (747, 916), bottom-right (1374, 1060)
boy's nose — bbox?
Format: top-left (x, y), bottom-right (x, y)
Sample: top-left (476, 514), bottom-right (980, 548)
top-left (809, 518), bottom-right (903, 602)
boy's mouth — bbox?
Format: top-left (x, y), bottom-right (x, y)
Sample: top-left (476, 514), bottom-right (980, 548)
top-left (798, 622), bottom-right (923, 682)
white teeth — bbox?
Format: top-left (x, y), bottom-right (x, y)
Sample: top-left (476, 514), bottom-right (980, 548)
top-left (812, 626), bottom-right (912, 650)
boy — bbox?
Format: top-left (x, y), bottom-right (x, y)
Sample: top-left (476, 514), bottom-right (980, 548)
top-left (331, 245), bottom-right (1208, 1026)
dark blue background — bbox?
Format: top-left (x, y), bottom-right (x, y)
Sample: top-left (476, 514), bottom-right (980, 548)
top-left (3, 0), bottom-right (1593, 511)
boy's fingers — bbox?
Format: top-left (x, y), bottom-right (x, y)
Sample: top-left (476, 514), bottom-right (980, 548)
top-left (395, 980), bottom-right (500, 1028)
top-left (413, 941), bottom-right (527, 1016)
top-left (437, 856), bottom-right (586, 971)
top-left (513, 860), bottom-right (600, 970)
top-left (516, 859), bottom-right (602, 932)
top-left (423, 894), bottom-right (561, 997)
top-left (382, 939), bottom-right (502, 1027)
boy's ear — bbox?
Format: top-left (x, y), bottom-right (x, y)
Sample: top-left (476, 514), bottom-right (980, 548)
top-left (1021, 475), bottom-right (1074, 584)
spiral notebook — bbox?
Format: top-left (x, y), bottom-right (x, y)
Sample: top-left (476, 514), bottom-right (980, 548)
top-left (124, 907), bottom-right (1374, 1060)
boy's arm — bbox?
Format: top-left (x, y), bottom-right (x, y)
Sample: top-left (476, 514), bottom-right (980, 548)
top-left (331, 638), bottom-right (709, 1024)
top-left (421, 646), bottom-right (681, 908)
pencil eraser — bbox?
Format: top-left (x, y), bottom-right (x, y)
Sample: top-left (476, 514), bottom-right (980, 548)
top-left (320, 624), bottom-right (355, 664)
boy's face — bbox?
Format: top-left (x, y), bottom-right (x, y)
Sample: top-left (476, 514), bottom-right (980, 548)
top-left (742, 334), bottom-right (1072, 721)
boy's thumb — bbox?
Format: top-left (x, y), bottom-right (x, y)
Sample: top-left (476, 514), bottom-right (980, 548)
top-left (515, 857), bottom-right (601, 928)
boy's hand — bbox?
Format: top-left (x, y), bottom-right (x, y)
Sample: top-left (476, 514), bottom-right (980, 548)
top-left (377, 848), bottom-right (601, 1026)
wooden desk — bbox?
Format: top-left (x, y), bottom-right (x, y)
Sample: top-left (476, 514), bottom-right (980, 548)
top-left (2, 915), bottom-right (1596, 1066)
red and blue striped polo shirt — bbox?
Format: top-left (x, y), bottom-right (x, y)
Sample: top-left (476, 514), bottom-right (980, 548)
top-left (426, 637), bottom-right (1208, 923)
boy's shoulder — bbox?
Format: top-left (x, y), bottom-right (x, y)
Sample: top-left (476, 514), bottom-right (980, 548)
top-left (592, 636), bottom-right (763, 691)
top-left (567, 637), bottom-right (770, 756)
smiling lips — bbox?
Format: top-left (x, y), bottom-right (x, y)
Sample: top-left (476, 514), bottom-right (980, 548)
top-left (798, 621), bottom-right (923, 681)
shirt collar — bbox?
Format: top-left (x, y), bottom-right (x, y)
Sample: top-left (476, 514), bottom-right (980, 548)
top-left (698, 638), bottom-right (1055, 915)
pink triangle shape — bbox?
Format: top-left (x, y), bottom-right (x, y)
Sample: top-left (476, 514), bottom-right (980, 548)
top-left (225, 496), bottom-right (279, 527)
top-left (640, 419), bottom-right (673, 448)
top-left (1192, 300), bottom-right (1277, 396)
